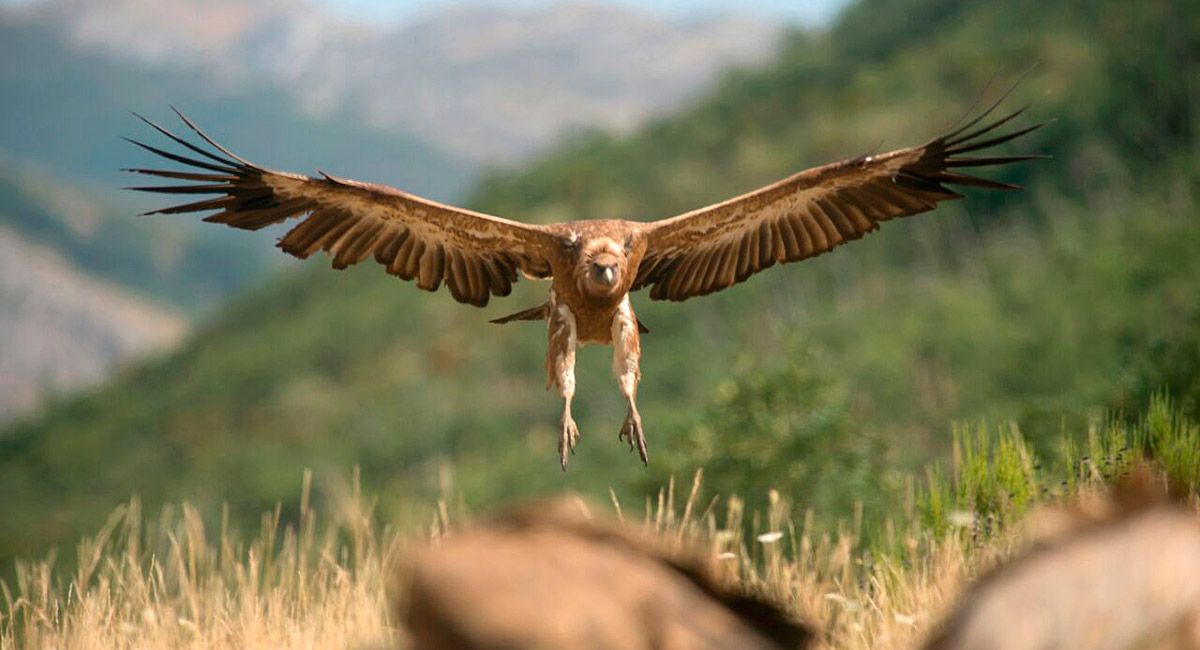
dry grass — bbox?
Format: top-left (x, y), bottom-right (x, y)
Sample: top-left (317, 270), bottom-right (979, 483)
top-left (662, 474), bottom-right (1021, 650)
top-left (6, 401), bottom-right (1194, 649)
top-left (1, 470), bottom-right (394, 650)
top-left (0, 467), bottom-right (1047, 650)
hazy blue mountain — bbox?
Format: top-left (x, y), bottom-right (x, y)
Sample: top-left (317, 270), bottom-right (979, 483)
top-left (18, 0), bottom-right (784, 164)
top-left (0, 19), bottom-right (472, 201)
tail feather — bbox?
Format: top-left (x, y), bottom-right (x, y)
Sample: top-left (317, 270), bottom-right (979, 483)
top-left (490, 301), bottom-right (650, 334)
top-left (490, 303), bottom-right (549, 325)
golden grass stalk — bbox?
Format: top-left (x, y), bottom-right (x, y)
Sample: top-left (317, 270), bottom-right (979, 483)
top-left (2, 465), bottom-right (1037, 650)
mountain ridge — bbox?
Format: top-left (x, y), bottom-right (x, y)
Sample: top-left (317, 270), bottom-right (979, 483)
top-left (11, 0), bottom-right (784, 163)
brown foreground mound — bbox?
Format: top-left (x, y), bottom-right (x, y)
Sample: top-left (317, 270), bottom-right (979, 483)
top-left (924, 472), bottom-right (1200, 650)
top-left (393, 497), bottom-right (814, 650)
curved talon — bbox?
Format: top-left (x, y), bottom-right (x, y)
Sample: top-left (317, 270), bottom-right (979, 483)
top-left (559, 415), bottom-right (580, 471)
top-left (618, 409), bottom-right (648, 466)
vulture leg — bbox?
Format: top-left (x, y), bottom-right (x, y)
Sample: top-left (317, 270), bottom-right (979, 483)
top-left (611, 297), bottom-right (647, 465)
top-left (546, 294), bottom-right (580, 470)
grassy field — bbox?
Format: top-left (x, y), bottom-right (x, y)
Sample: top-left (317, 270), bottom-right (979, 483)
top-left (5, 398), bottom-right (1195, 649)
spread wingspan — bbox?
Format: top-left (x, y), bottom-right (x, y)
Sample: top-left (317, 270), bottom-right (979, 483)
top-left (125, 110), bottom-right (559, 307)
top-left (634, 103), bottom-right (1045, 302)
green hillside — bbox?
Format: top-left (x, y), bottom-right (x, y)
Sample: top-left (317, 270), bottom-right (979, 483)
top-left (1, 0), bottom-right (1196, 564)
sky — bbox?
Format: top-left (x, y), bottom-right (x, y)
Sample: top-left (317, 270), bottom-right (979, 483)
top-left (321, 0), bottom-right (851, 25)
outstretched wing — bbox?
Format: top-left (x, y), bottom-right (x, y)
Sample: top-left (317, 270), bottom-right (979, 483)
top-left (633, 105), bottom-right (1045, 302)
top-left (125, 110), bottom-right (559, 307)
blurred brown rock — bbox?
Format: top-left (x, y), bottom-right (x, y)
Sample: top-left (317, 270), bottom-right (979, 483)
top-left (924, 472), bottom-right (1200, 650)
top-left (394, 498), bottom-right (814, 650)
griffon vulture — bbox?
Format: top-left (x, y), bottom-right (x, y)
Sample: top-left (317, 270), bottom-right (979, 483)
top-left (126, 98), bottom-right (1042, 469)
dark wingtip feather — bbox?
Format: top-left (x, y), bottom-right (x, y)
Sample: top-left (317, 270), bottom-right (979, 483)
top-left (170, 106), bottom-right (259, 169)
top-left (943, 106), bottom-right (1028, 148)
top-left (907, 102), bottom-right (1046, 193)
top-left (123, 167), bottom-right (238, 182)
top-left (124, 184), bottom-right (231, 194)
top-left (944, 173), bottom-right (1024, 190)
top-left (122, 136), bottom-right (238, 174)
top-left (129, 110), bottom-right (241, 169)
top-left (949, 122), bottom-right (1045, 156)
top-left (142, 196), bottom-right (234, 216)
top-left (941, 65), bottom-right (1039, 141)
top-left (944, 154), bottom-right (1051, 168)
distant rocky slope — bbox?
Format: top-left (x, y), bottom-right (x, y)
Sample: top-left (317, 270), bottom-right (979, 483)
top-left (0, 226), bottom-right (185, 421)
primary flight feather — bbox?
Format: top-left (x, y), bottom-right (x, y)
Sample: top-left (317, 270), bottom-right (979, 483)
top-left (126, 101), bottom-right (1043, 470)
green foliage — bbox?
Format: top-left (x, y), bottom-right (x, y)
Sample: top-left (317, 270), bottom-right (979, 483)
top-left (919, 464), bottom-right (952, 539)
top-left (918, 396), bottom-right (1200, 541)
top-left (652, 350), bottom-right (891, 524)
top-left (918, 424), bottom-right (1039, 540)
top-left (1130, 394), bottom-right (1200, 493)
top-left (954, 424), bottom-right (1037, 529)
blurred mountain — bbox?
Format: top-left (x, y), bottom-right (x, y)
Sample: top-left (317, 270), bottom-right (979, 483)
top-left (0, 225), bottom-right (186, 420)
top-left (13, 0), bottom-right (784, 164)
top-left (0, 15), bottom-right (472, 197)
top-left (0, 158), bottom-right (251, 421)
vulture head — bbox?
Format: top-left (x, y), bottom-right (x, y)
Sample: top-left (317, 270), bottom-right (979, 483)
top-left (577, 238), bottom-right (627, 298)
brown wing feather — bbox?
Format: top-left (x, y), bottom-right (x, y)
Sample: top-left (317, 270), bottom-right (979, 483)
top-left (634, 105), bottom-right (1045, 302)
top-left (125, 110), bottom-right (557, 307)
